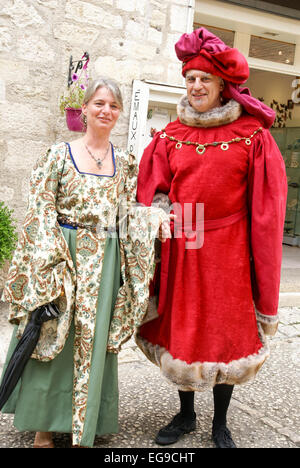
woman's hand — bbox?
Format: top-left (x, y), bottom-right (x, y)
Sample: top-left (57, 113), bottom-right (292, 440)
top-left (159, 214), bottom-right (176, 243)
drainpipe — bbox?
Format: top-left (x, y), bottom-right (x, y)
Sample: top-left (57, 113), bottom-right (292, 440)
top-left (187, 0), bottom-right (195, 32)
top-left (182, 0), bottom-right (195, 86)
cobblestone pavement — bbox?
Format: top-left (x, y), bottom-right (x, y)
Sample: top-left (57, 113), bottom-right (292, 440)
top-left (0, 307), bottom-right (299, 449)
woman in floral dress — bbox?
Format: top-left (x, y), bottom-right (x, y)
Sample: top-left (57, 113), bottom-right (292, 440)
top-left (1, 78), bottom-right (168, 448)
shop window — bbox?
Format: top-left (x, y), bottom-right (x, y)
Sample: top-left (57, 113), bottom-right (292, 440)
top-left (193, 24), bottom-right (235, 48)
top-left (249, 36), bottom-right (295, 65)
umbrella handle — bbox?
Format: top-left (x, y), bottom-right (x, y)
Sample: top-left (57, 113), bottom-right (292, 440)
top-left (31, 303), bottom-right (60, 325)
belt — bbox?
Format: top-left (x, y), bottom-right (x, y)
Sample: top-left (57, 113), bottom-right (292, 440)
top-left (172, 207), bottom-right (248, 233)
top-left (57, 215), bottom-right (117, 233)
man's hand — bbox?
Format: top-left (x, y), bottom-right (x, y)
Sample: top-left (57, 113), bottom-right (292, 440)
top-left (159, 214), bottom-right (176, 243)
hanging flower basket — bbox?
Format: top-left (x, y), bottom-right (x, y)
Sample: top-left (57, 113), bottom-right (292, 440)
top-left (65, 107), bottom-right (86, 132)
top-left (59, 52), bottom-right (90, 132)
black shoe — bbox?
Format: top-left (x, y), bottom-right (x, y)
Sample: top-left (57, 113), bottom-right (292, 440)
top-left (155, 412), bottom-right (196, 446)
top-left (212, 424), bottom-right (237, 448)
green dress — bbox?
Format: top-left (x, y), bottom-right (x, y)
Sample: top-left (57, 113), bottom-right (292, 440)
top-left (1, 142), bottom-right (168, 446)
top-left (2, 228), bottom-right (120, 446)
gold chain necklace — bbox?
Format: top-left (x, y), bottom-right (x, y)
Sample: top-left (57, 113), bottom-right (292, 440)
top-left (84, 142), bottom-right (111, 168)
top-left (160, 127), bottom-right (263, 155)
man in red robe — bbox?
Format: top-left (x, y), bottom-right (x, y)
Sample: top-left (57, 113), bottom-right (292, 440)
top-left (136, 28), bottom-right (287, 448)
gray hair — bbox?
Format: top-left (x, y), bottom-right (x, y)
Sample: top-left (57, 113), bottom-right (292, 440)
top-left (83, 77), bottom-right (123, 111)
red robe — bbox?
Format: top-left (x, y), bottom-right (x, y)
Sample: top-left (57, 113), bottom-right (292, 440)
top-left (136, 112), bottom-right (287, 391)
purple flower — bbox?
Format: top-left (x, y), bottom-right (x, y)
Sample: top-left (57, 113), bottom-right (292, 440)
top-left (72, 73), bottom-right (79, 81)
top-left (80, 84), bottom-right (85, 90)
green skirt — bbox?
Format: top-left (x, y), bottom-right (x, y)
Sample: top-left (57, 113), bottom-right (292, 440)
top-left (1, 227), bottom-right (121, 447)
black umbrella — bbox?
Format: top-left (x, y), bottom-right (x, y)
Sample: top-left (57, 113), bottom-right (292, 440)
top-left (0, 302), bottom-right (59, 411)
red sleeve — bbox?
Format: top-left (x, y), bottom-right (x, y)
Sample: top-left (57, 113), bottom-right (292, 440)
top-left (137, 132), bottom-right (172, 206)
top-left (248, 130), bottom-right (287, 333)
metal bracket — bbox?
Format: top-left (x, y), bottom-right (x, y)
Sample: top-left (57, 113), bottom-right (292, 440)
top-left (68, 52), bottom-right (89, 87)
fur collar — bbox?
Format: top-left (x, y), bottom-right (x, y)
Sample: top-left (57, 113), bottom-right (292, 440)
top-left (177, 95), bottom-right (243, 128)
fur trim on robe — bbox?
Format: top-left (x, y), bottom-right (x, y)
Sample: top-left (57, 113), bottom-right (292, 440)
top-left (177, 95), bottom-right (242, 128)
top-left (135, 323), bottom-right (269, 391)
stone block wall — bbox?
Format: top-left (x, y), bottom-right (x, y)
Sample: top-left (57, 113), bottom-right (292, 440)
top-left (0, 0), bottom-right (191, 288)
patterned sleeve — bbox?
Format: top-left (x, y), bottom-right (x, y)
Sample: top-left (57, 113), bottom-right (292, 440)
top-left (2, 144), bottom-right (76, 342)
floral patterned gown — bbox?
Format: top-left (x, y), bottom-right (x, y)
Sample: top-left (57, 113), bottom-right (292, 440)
top-left (1, 142), bottom-right (167, 447)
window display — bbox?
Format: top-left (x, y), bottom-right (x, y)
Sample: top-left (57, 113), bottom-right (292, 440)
top-left (271, 127), bottom-right (300, 245)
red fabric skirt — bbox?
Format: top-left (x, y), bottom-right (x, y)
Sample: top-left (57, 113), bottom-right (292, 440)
top-left (137, 216), bottom-right (268, 390)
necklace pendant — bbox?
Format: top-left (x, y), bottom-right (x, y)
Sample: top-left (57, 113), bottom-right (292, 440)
top-left (96, 159), bottom-right (103, 168)
top-left (196, 145), bottom-right (206, 155)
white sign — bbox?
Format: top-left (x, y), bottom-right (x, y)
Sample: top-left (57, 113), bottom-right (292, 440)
top-left (127, 80), bottom-right (149, 163)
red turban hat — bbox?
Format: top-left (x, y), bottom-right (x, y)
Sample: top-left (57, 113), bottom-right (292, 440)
top-left (175, 28), bottom-right (276, 128)
top-left (175, 27), bottom-right (249, 83)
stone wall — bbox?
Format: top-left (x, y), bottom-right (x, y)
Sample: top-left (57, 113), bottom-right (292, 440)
top-left (0, 0), bottom-right (191, 288)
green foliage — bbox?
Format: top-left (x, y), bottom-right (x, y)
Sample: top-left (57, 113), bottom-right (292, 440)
top-left (59, 70), bottom-right (90, 115)
top-left (0, 201), bottom-right (18, 268)
top-left (59, 83), bottom-right (86, 115)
